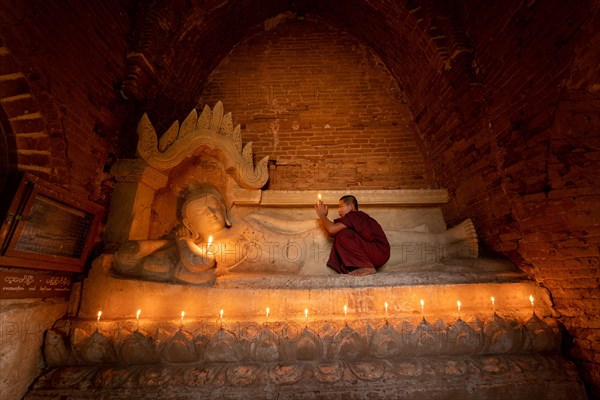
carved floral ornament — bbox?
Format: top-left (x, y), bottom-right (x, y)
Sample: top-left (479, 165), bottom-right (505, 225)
top-left (32, 353), bottom-right (577, 397)
top-left (44, 314), bottom-right (558, 368)
top-left (136, 101), bottom-right (269, 189)
top-left (32, 315), bottom-right (574, 397)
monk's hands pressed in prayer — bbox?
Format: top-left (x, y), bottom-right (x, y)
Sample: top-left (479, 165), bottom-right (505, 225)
top-left (315, 200), bottom-right (328, 219)
top-left (315, 200), bottom-right (347, 235)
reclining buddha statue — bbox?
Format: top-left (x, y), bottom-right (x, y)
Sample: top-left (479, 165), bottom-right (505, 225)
top-left (113, 186), bottom-right (479, 285)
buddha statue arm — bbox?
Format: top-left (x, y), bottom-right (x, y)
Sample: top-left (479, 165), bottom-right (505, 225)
top-left (115, 240), bottom-right (173, 267)
top-left (243, 214), bottom-right (319, 234)
top-left (176, 237), bottom-right (216, 272)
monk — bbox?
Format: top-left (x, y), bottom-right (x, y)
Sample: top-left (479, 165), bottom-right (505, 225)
top-left (315, 195), bottom-right (390, 276)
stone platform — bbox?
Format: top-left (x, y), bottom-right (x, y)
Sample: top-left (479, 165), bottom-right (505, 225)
top-left (26, 354), bottom-right (584, 399)
top-left (24, 255), bottom-right (587, 399)
top-left (72, 255), bottom-right (551, 323)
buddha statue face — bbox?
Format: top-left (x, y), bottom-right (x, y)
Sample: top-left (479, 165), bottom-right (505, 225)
top-left (182, 193), bottom-right (230, 238)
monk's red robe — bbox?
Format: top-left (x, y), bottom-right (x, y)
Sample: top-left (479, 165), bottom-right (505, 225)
top-left (326, 210), bottom-right (391, 274)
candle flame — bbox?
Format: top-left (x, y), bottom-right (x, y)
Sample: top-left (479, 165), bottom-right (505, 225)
top-left (208, 235), bottom-right (213, 247)
top-left (136, 309), bottom-right (141, 319)
top-left (97, 311), bottom-right (102, 320)
top-left (318, 193), bottom-right (322, 201)
top-left (457, 300), bottom-right (461, 310)
top-left (266, 307), bottom-right (270, 318)
top-left (181, 311), bottom-right (185, 319)
top-left (304, 308), bottom-right (308, 319)
top-left (491, 296), bottom-right (495, 304)
top-left (219, 309), bottom-right (224, 319)
top-left (529, 294), bottom-right (534, 305)
top-left (420, 299), bottom-right (424, 307)
top-left (385, 301), bottom-right (388, 310)
top-left (343, 304), bottom-right (348, 315)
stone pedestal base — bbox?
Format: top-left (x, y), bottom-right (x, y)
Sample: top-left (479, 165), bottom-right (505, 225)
top-left (24, 256), bottom-right (587, 399)
top-left (25, 354), bottom-right (585, 399)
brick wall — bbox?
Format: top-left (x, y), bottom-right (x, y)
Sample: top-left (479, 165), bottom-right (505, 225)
top-left (406, 1), bottom-right (600, 395)
top-left (0, 0), bottom-right (131, 201)
top-left (196, 16), bottom-right (432, 190)
top-left (539, 36), bottom-right (600, 392)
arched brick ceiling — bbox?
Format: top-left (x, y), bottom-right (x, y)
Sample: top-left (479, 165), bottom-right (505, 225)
top-left (135, 0), bottom-right (450, 135)
top-left (299, 0), bottom-right (449, 97)
top-left (138, 0), bottom-right (293, 130)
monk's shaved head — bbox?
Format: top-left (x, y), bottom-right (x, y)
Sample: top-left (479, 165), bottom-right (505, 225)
top-left (339, 195), bottom-right (358, 211)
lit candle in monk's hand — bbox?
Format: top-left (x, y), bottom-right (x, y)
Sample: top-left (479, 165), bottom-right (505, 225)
top-left (529, 295), bottom-right (535, 315)
top-left (420, 299), bottom-right (424, 320)
top-left (457, 300), bottom-right (461, 320)
top-left (491, 296), bottom-right (496, 315)
top-left (136, 309), bottom-right (141, 330)
top-left (317, 193), bottom-right (322, 203)
top-left (96, 311), bottom-right (102, 330)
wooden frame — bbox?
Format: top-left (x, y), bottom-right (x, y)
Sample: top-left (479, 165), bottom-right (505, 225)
top-left (0, 173), bottom-right (103, 272)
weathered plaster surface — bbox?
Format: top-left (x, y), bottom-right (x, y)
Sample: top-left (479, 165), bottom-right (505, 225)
top-left (0, 299), bottom-right (67, 400)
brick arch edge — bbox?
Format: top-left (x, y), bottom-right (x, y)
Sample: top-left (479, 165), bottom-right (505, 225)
top-left (0, 43), bottom-right (68, 186)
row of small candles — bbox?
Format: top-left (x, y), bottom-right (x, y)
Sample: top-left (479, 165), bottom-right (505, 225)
top-left (95, 295), bottom-right (538, 329)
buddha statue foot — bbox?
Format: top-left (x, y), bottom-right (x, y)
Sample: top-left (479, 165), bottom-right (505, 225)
top-left (444, 218), bottom-right (479, 259)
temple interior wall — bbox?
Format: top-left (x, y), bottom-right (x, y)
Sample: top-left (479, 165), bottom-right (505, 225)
top-left (196, 16), bottom-right (431, 191)
top-left (0, 1), bottom-right (598, 398)
top-left (0, 298), bottom-right (67, 400)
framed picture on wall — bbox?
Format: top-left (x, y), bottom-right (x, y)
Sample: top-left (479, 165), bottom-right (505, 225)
top-left (0, 173), bottom-right (103, 273)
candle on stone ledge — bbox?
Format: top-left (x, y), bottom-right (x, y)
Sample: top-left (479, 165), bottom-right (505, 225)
top-left (491, 296), bottom-right (496, 315)
top-left (529, 294), bottom-right (535, 316)
top-left (384, 302), bottom-right (389, 321)
top-left (457, 300), bottom-right (461, 320)
top-left (96, 311), bottom-right (102, 330)
top-left (136, 309), bottom-right (141, 330)
top-left (420, 299), bottom-right (424, 320)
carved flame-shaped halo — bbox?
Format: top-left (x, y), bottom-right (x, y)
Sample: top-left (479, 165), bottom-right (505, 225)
top-left (136, 101), bottom-right (269, 189)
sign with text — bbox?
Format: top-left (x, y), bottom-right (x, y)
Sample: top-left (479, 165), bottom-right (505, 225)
top-left (0, 271), bottom-right (71, 299)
